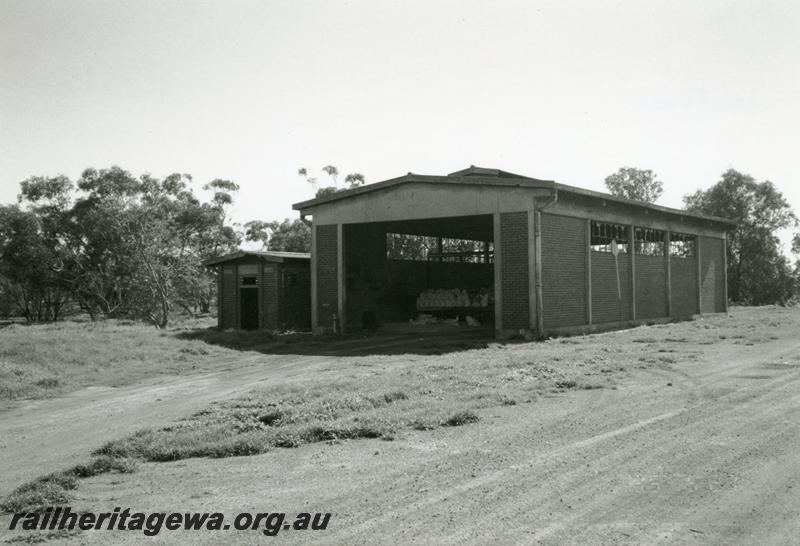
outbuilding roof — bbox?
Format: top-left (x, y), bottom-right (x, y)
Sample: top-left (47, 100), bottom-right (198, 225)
top-left (292, 165), bottom-right (738, 228)
top-left (205, 250), bottom-right (310, 266)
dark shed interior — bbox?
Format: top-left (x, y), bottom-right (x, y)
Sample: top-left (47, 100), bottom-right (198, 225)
top-left (343, 215), bottom-right (495, 330)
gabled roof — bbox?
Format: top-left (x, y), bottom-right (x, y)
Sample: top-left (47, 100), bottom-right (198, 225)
top-left (293, 166), bottom-right (555, 210)
top-left (292, 165), bottom-right (739, 228)
top-left (204, 250), bottom-right (310, 266)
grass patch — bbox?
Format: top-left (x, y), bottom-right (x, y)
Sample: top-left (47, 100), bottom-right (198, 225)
top-left (34, 377), bottom-right (60, 389)
top-left (0, 319), bottom-right (492, 402)
top-left (93, 343), bottom-right (608, 465)
top-left (443, 410), bottom-right (479, 427)
top-left (2, 456), bottom-right (136, 513)
top-left (1, 474), bottom-right (77, 513)
top-left (95, 389), bottom-right (412, 461)
top-left (0, 319), bottom-right (231, 401)
top-left (10, 306), bottom-right (795, 514)
top-left (90, 329), bottom-right (643, 465)
top-left (554, 379), bottom-right (604, 390)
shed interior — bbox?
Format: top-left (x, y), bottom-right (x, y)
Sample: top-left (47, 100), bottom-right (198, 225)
top-left (342, 214), bottom-right (495, 330)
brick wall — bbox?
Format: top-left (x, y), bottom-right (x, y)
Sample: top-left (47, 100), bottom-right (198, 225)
top-left (670, 257), bottom-right (698, 316)
top-left (541, 214), bottom-right (586, 328)
top-left (635, 254), bottom-right (668, 319)
top-left (316, 224), bottom-right (338, 329)
top-left (700, 236), bottom-right (725, 313)
top-left (221, 265), bottom-right (236, 328)
top-left (500, 212), bottom-right (529, 329)
top-left (592, 251), bottom-right (631, 324)
top-left (262, 263), bottom-right (279, 330)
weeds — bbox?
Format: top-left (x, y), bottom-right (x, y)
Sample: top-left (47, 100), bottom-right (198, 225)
top-left (443, 410), bottom-right (479, 427)
top-left (34, 378), bottom-right (59, 389)
top-left (94, 391), bottom-right (407, 462)
top-left (0, 319), bottom-right (227, 402)
top-left (12, 306), bottom-right (783, 514)
top-left (38, 334), bottom-right (623, 474)
top-left (1, 457), bottom-right (136, 513)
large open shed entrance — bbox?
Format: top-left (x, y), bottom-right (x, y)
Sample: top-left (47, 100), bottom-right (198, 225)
top-left (342, 214), bottom-right (495, 331)
top-left (296, 166), bottom-right (736, 339)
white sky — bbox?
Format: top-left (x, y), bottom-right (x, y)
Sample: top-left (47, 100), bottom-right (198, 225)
top-left (1, 0), bottom-right (798, 248)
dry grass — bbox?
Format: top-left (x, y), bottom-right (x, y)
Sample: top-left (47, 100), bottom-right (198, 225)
top-left (0, 319), bottom-right (231, 401)
top-left (0, 318), bottom-right (489, 402)
top-left (1, 456), bottom-right (136, 513)
top-left (155, 308), bottom-right (794, 459)
top-left (94, 334), bottom-right (632, 462)
top-left (4, 305), bottom-right (798, 514)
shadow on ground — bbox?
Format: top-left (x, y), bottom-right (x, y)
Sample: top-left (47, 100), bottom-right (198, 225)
top-left (175, 326), bottom-right (505, 356)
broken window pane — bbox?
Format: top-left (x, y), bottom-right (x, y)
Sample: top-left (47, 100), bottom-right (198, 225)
top-left (590, 221), bottom-right (629, 253)
top-left (670, 232), bottom-right (696, 258)
top-left (634, 227), bottom-right (666, 256)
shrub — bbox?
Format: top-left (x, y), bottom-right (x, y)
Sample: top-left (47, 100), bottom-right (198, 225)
top-left (442, 410), bottom-right (479, 427)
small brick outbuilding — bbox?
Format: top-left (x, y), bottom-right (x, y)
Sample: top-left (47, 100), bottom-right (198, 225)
top-left (206, 250), bottom-right (310, 330)
top-left (292, 165), bottom-right (737, 339)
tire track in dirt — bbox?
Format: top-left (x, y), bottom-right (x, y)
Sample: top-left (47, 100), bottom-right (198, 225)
top-left (388, 372), bottom-right (800, 544)
top-left (330, 340), bottom-right (800, 544)
top-left (444, 358), bottom-right (800, 544)
top-left (518, 378), bottom-right (800, 544)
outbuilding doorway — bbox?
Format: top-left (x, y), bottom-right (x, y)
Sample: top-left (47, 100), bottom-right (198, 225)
top-left (239, 286), bottom-right (259, 329)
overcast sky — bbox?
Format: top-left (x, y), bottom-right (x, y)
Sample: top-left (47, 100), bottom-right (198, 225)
top-left (1, 0), bottom-right (798, 246)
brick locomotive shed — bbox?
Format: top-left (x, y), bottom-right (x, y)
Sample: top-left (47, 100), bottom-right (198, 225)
top-left (294, 166), bottom-right (737, 339)
top-left (206, 251), bottom-right (310, 330)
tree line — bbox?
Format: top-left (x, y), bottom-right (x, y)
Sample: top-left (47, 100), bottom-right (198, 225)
top-left (0, 164), bottom-right (797, 326)
top-left (0, 167), bottom-right (240, 326)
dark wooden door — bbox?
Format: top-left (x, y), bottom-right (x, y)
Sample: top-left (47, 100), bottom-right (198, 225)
top-left (240, 288), bottom-right (259, 330)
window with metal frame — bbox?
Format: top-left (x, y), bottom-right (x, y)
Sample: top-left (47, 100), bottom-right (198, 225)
top-left (590, 221), bottom-right (629, 253)
top-left (670, 232), bottom-right (696, 258)
top-left (634, 227), bottom-right (666, 256)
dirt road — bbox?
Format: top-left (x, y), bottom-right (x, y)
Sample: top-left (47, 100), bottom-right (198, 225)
top-left (0, 352), bottom-right (332, 494)
top-left (3, 309), bottom-right (800, 544)
top-left (0, 328), bottom-right (491, 494)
